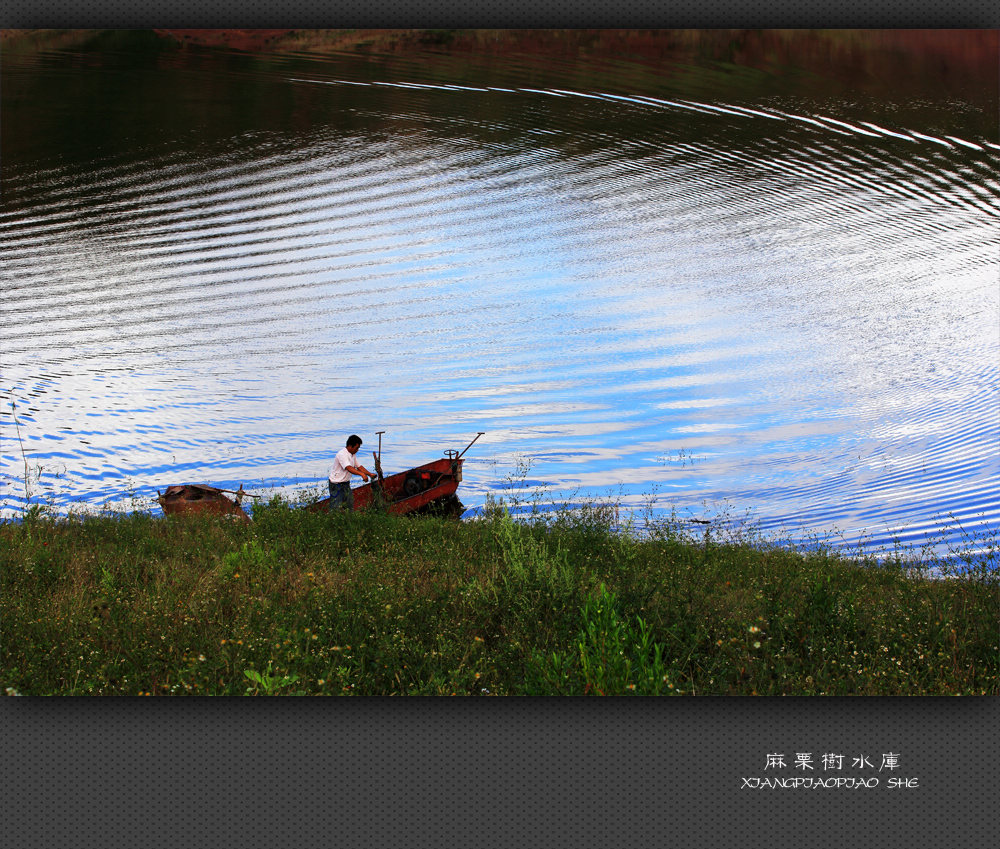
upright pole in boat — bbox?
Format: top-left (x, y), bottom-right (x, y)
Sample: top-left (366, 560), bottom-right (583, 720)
top-left (374, 431), bottom-right (386, 482)
top-left (457, 432), bottom-right (485, 459)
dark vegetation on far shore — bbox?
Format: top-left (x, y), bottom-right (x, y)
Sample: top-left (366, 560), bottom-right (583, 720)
top-left (3, 29), bottom-right (996, 116)
top-left (2, 493), bottom-right (996, 696)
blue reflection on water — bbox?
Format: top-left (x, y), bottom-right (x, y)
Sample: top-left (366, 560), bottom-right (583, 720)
top-left (2, 46), bottom-right (998, 577)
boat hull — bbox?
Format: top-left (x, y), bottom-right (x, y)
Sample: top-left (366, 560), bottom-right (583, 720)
top-left (157, 484), bottom-right (251, 522)
top-left (308, 456), bottom-right (465, 517)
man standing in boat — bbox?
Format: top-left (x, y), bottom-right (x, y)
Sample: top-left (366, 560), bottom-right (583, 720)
top-left (328, 434), bottom-right (374, 510)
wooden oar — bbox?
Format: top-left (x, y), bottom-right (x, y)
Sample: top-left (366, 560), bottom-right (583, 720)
top-left (216, 485), bottom-right (262, 501)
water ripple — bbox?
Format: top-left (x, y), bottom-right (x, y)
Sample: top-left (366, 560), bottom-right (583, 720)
top-left (3, 59), bottom-right (997, 569)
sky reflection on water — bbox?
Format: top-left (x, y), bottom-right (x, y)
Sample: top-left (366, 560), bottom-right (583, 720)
top-left (2, 32), bottom-right (998, 567)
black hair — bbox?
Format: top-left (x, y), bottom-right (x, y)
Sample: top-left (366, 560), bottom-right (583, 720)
top-left (346, 434), bottom-right (362, 447)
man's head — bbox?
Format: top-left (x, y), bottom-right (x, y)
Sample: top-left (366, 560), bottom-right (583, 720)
top-left (346, 434), bottom-right (362, 454)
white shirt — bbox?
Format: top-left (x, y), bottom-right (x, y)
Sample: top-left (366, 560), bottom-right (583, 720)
top-left (329, 447), bottom-right (357, 483)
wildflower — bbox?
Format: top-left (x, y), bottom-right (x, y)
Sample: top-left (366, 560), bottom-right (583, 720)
top-left (198, 654), bottom-right (206, 662)
top-left (474, 636), bottom-right (484, 643)
top-left (627, 684), bottom-right (636, 691)
top-left (220, 640), bottom-right (227, 645)
top-left (748, 626), bottom-right (761, 634)
top-left (311, 634), bottom-right (318, 640)
top-left (474, 672), bottom-right (481, 680)
top-left (753, 641), bottom-right (761, 649)
top-left (318, 679), bottom-right (325, 686)
top-left (716, 640), bottom-right (723, 646)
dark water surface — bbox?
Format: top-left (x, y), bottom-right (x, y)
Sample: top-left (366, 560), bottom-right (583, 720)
top-left (2, 31), bottom-right (998, 565)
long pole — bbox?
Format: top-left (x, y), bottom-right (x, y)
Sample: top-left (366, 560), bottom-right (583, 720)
top-left (457, 432), bottom-right (485, 459)
top-left (11, 401), bottom-right (31, 507)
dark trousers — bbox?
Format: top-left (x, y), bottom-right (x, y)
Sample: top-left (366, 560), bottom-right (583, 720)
top-left (328, 481), bottom-right (353, 510)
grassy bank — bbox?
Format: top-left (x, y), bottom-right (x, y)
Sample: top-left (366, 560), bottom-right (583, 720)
top-left (2, 498), bottom-right (996, 696)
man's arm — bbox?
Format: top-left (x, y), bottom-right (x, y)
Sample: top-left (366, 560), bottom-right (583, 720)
top-left (345, 463), bottom-right (372, 481)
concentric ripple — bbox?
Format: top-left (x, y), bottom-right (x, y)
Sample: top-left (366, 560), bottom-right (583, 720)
top-left (2, 43), bottom-right (997, 569)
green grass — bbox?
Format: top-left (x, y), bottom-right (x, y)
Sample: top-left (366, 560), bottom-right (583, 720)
top-left (2, 496), bottom-right (997, 696)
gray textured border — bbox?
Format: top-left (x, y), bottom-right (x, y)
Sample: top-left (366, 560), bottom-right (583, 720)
top-left (3, 697), bottom-right (999, 847)
top-left (2, 1), bottom-right (998, 847)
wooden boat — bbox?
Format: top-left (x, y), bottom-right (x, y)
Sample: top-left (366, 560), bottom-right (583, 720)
top-left (157, 484), bottom-right (252, 522)
top-left (308, 433), bottom-right (484, 518)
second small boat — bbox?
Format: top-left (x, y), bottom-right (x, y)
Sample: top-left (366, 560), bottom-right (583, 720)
top-left (157, 484), bottom-right (252, 522)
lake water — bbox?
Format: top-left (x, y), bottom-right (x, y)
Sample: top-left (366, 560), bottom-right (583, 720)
top-left (2, 31), bottom-right (998, 566)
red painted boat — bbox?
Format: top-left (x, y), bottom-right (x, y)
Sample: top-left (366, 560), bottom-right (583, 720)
top-left (157, 484), bottom-right (252, 523)
top-left (308, 433), bottom-right (483, 518)
top-left (308, 456), bottom-right (465, 517)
